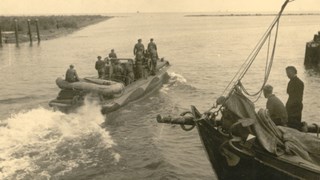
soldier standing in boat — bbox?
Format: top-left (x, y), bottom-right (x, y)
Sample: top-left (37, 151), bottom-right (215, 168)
top-left (133, 39), bottom-right (145, 79)
top-left (124, 60), bottom-right (135, 85)
top-left (150, 49), bottom-right (158, 75)
top-left (133, 39), bottom-right (145, 56)
top-left (108, 49), bottom-right (117, 59)
top-left (147, 38), bottom-right (157, 52)
top-left (112, 59), bottom-right (124, 82)
top-left (263, 85), bottom-right (288, 126)
top-left (285, 66), bottom-right (304, 130)
top-left (95, 56), bottom-right (105, 78)
top-left (65, 64), bottom-right (79, 82)
top-left (148, 38), bottom-right (158, 75)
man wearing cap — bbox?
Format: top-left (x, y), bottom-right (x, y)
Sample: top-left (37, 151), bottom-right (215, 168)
top-left (133, 39), bottom-right (145, 56)
top-left (285, 66), bottom-right (304, 130)
top-left (263, 84), bottom-right (288, 126)
top-left (148, 38), bottom-right (158, 75)
top-left (95, 56), bottom-right (105, 78)
top-left (108, 49), bottom-right (117, 59)
top-left (65, 64), bottom-right (79, 82)
top-left (147, 38), bottom-right (157, 52)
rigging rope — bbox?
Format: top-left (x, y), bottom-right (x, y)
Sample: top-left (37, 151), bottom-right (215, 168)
top-left (220, 0), bottom-right (293, 101)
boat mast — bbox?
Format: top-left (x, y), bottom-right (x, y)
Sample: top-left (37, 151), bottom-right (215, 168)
top-left (221, 0), bottom-right (294, 100)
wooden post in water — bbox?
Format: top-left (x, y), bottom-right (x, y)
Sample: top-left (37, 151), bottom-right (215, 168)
top-left (0, 26), bottom-right (2, 47)
top-left (27, 19), bottom-right (32, 45)
top-left (14, 19), bottom-right (19, 47)
top-left (35, 19), bottom-right (40, 44)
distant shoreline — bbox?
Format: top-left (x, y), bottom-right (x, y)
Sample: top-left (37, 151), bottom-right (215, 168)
top-left (0, 15), bottom-right (112, 44)
top-left (185, 13), bottom-right (320, 17)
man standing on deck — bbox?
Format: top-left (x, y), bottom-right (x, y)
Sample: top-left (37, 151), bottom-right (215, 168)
top-left (148, 38), bottom-right (158, 75)
top-left (133, 39), bottom-right (145, 56)
top-left (95, 56), bottom-right (105, 78)
top-left (263, 85), bottom-right (288, 126)
top-left (150, 48), bottom-right (158, 75)
top-left (147, 38), bottom-right (157, 53)
top-left (65, 64), bottom-right (79, 82)
top-left (108, 49), bottom-right (117, 59)
top-left (285, 66), bottom-right (304, 130)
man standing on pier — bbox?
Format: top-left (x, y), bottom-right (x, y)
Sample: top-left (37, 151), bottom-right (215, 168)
top-left (285, 66), bottom-right (304, 130)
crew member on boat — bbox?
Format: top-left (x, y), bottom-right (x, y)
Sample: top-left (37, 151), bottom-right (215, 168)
top-left (146, 38), bottom-right (158, 75)
top-left (285, 66), bottom-right (304, 130)
top-left (263, 84), bottom-right (288, 126)
top-left (147, 38), bottom-right (157, 52)
top-left (112, 59), bottom-right (124, 82)
top-left (124, 60), bottom-right (135, 85)
top-left (135, 51), bottom-right (144, 79)
top-left (133, 39), bottom-right (145, 56)
top-left (150, 49), bottom-right (158, 75)
top-left (65, 64), bottom-right (79, 82)
top-left (95, 56), bottom-right (105, 78)
top-left (108, 49), bottom-right (117, 59)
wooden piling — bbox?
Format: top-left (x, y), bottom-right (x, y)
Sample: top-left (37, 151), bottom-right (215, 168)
top-left (0, 26), bottom-right (2, 47)
top-left (14, 19), bottom-right (19, 47)
top-left (35, 19), bottom-right (40, 43)
top-left (27, 19), bottom-right (32, 45)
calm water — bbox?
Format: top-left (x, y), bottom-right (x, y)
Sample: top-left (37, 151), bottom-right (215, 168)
top-left (0, 13), bottom-right (320, 179)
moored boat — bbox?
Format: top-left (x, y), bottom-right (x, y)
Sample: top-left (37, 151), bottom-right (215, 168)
top-left (49, 58), bottom-right (170, 114)
top-left (157, 94), bottom-right (320, 180)
top-left (156, 1), bottom-right (320, 179)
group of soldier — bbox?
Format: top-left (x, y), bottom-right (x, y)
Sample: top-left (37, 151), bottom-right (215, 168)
top-left (133, 38), bottom-right (159, 77)
top-left (65, 38), bottom-right (159, 86)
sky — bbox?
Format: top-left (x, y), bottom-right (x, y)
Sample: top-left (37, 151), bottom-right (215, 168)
top-left (0, 0), bottom-right (319, 15)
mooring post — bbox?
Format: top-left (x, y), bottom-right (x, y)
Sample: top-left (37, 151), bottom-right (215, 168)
top-left (0, 26), bottom-right (2, 47)
top-left (14, 19), bottom-right (19, 47)
top-left (35, 19), bottom-right (40, 44)
top-left (27, 19), bottom-right (32, 45)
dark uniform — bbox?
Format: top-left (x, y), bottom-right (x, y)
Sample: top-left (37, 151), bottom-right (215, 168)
top-left (112, 62), bottom-right (124, 82)
top-left (135, 51), bottom-right (144, 79)
top-left (286, 76), bottom-right (304, 130)
top-left (266, 94), bottom-right (288, 126)
top-left (150, 49), bottom-right (158, 75)
top-left (65, 67), bottom-right (79, 82)
top-left (95, 59), bottom-right (105, 78)
top-left (133, 42), bottom-right (145, 56)
top-left (124, 62), bottom-right (135, 85)
top-left (109, 51), bottom-right (117, 59)
top-left (147, 41), bottom-right (157, 52)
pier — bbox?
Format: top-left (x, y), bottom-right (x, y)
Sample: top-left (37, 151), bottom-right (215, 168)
top-left (304, 31), bottom-right (320, 67)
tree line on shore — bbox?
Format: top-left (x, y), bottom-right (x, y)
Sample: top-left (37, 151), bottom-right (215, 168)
top-left (0, 15), bottom-right (110, 32)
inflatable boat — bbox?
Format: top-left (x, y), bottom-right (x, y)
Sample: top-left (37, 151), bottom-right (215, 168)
top-left (55, 77), bottom-right (125, 95)
top-left (49, 58), bottom-right (170, 114)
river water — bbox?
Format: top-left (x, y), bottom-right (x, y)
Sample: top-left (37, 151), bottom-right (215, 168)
top-left (0, 13), bottom-right (320, 179)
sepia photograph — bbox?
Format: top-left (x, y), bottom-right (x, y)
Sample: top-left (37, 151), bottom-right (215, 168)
top-left (0, 0), bottom-right (319, 179)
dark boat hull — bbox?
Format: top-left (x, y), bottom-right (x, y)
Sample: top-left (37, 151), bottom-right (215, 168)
top-left (196, 119), bottom-right (320, 180)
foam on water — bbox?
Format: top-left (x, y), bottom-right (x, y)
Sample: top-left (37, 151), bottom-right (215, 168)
top-left (168, 72), bottom-right (187, 84)
top-left (161, 72), bottom-right (197, 94)
top-left (0, 99), bottom-right (119, 179)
